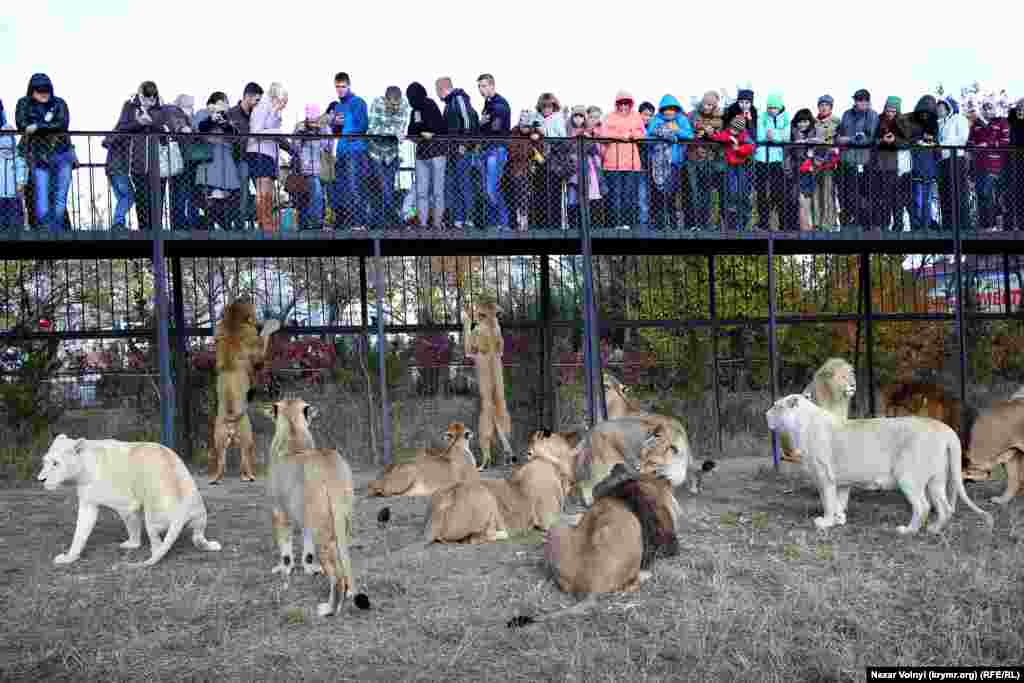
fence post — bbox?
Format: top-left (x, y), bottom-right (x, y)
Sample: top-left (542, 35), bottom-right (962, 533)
top-left (171, 256), bottom-right (192, 462)
top-left (708, 254), bottom-right (723, 455)
top-left (860, 251), bottom-right (876, 417)
top-left (576, 135), bottom-right (604, 426)
top-left (373, 240), bottom-right (392, 465)
top-left (950, 142), bottom-right (968, 412)
top-left (767, 235), bottom-right (779, 468)
top-left (149, 132), bottom-right (174, 451)
top-left (540, 253), bottom-right (553, 428)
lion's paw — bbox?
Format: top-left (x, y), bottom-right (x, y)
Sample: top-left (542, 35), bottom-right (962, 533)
top-left (205, 541), bottom-right (223, 552)
top-left (896, 524), bottom-right (916, 535)
top-left (53, 552), bottom-right (77, 565)
top-left (316, 602), bottom-right (336, 617)
top-left (119, 539), bottom-right (142, 550)
top-left (303, 562), bottom-right (323, 576)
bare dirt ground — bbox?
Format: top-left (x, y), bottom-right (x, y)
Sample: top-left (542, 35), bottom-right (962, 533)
top-left (1, 454), bottom-right (1021, 682)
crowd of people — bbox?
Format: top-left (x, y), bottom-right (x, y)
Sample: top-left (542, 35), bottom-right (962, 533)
top-left (1, 71), bottom-right (1023, 234)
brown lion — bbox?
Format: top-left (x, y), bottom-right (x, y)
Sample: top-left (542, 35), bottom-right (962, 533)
top-left (525, 429), bottom-right (582, 492)
top-left (209, 299), bottom-right (281, 485)
top-left (780, 358), bottom-right (857, 465)
top-left (506, 459), bottom-right (681, 627)
top-left (366, 423), bottom-right (480, 497)
top-left (462, 297), bottom-right (514, 470)
top-left (961, 390), bottom-right (1024, 505)
top-left (425, 447), bottom-right (567, 545)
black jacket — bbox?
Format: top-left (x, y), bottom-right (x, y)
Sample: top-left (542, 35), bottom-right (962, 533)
top-left (406, 82), bottom-right (447, 160)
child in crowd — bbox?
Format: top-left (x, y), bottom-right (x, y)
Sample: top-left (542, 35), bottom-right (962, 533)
top-left (790, 108), bottom-right (837, 231)
top-left (688, 91), bottom-right (725, 229)
top-left (566, 105), bottom-right (605, 230)
top-left (712, 114), bottom-right (756, 230)
top-left (646, 95), bottom-right (693, 230)
top-left (289, 104), bottom-right (332, 230)
top-left (0, 124), bottom-right (27, 229)
top-left (508, 111), bottom-right (545, 231)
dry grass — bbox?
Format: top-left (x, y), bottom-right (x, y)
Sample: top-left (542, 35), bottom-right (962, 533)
top-left (1, 447), bottom-right (1021, 683)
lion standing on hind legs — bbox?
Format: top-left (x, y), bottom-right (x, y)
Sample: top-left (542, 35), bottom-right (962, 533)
top-left (210, 299), bottom-right (281, 485)
top-left (462, 294), bottom-right (514, 470)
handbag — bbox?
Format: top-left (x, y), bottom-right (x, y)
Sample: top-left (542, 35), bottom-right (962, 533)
top-left (158, 126), bottom-right (185, 178)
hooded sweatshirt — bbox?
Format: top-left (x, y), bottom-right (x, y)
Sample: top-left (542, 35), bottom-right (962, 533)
top-left (601, 89), bottom-right (647, 172)
top-left (0, 128), bottom-right (28, 199)
top-left (646, 95), bottom-right (693, 186)
top-left (906, 95), bottom-right (939, 180)
top-left (14, 73), bottom-right (72, 164)
top-left (755, 93), bottom-right (790, 164)
top-left (405, 82), bottom-right (447, 160)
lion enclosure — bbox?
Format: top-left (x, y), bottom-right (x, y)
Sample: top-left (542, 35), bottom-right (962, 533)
top-left (1, 247), bottom-right (1023, 681)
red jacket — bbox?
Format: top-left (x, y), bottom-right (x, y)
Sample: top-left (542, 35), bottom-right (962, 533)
top-left (968, 117), bottom-right (1010, 174)
top-left (711, 129), bottom-right (755, 166)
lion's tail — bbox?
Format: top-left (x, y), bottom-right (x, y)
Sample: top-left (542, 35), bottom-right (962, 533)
top-left (948, 435), bottom-right (994, 530)
top-left (506, 595), bottom-right (600, 629)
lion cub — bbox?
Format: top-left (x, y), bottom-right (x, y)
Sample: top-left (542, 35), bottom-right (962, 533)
top-left (37, 434), bottom-right (221, 569)
top-left (265, 397), bottom-right (359, 617)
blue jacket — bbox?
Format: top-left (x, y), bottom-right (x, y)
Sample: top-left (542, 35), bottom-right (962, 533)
top-left (755, 109), bottom-right (791, 164)
top-left (326, 92), bottom-right (369, 155)
top-left (646, 95), bottom-right (693, 166)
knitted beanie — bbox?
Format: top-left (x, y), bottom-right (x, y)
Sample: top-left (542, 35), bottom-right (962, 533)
top-left (305, 103), bottom-right (322, 120)
top-left (571, 105), bottom-right (587, 116)
top-left (884, 96), bottom-right (902, 113)
top-left (737, 88), bottom-right (754, 102)
top-left (818, 94), bottom-right (834, 107)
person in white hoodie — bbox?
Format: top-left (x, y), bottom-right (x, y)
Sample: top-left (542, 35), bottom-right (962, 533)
top-left (0, 125), bottom-right (27, 229)
top-left (246, 82), bottom-right (288, 231)
top-left (936, 96), bottom-right (970, 231)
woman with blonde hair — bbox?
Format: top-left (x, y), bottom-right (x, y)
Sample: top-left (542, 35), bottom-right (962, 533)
top-left (246, 81), bottom-right (288, 231)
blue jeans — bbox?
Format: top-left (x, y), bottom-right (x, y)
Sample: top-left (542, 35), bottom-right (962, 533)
top-left (446, 153), bottom-right (477, 225)
top-left (370, 157), bottom-right (399, 227)
top-left (330, 151), bottom-right (370, 228)
top-left (911, 178), bottom-right (936, 230)
top-left (724, 165), bottom-right (753, 230)
top-left (975, 172), bottom-right (998, 229)
top-left (689, 160), bottom-right (723, 229)
top-left (637, 170), bottom-right (650, 226)
top-left (110, 174), bottom-right (135, 227)
top-left (33, 151), bottom-right (73, 232)
top-left (483, 147), bottom-right (509, 228)
top-left (300, 176), bottom-right (324, 228)
top-left (651, 166), bottom-right (684, 229)
top-left (170, 164), bottom-right (198, 230)
top-left (607, 171), bottom-right (641, 227)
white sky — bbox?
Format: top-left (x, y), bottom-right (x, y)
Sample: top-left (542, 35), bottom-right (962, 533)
top-left (3, 2), bottom-right (1023, 138)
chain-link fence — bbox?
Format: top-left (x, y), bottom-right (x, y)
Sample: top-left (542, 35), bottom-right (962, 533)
top-left (5, 126), bottom-right (1024, 234)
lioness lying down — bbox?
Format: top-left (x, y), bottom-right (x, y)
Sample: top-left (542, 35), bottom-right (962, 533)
top-left (37, 435), bottom-right (222, 568)
top-left (424, 446), bottom-right (567, 544)
top-left (367, 423), bottom-right (480, 497)
top-left (507, 463), bottom-right (681, 627)
top-left (765, 394), bottom-right (994, 534)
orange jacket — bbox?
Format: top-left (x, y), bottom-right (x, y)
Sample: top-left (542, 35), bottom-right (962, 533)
top-left (600, 110), bottom-right (647, 171)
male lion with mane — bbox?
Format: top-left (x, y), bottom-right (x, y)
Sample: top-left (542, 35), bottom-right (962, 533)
top-left (37, 434), bottom-right (221, 568)
top-left (366, 423), bottom-right (480, 497)
top-left (781, 358), bottom-right (857, 465)
top-left (210, 298), bottom-right (281, 485)
top-left (766, 394), bottom-right (993, 534)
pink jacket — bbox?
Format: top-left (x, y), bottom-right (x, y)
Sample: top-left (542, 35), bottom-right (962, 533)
top-left (600, 96), bottom-right (646, 171)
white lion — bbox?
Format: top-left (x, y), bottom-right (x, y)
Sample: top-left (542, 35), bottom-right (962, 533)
top-left (37, 434), bottom-right (222, 568)
top-left (765, 394), bottom-right (994, 534)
